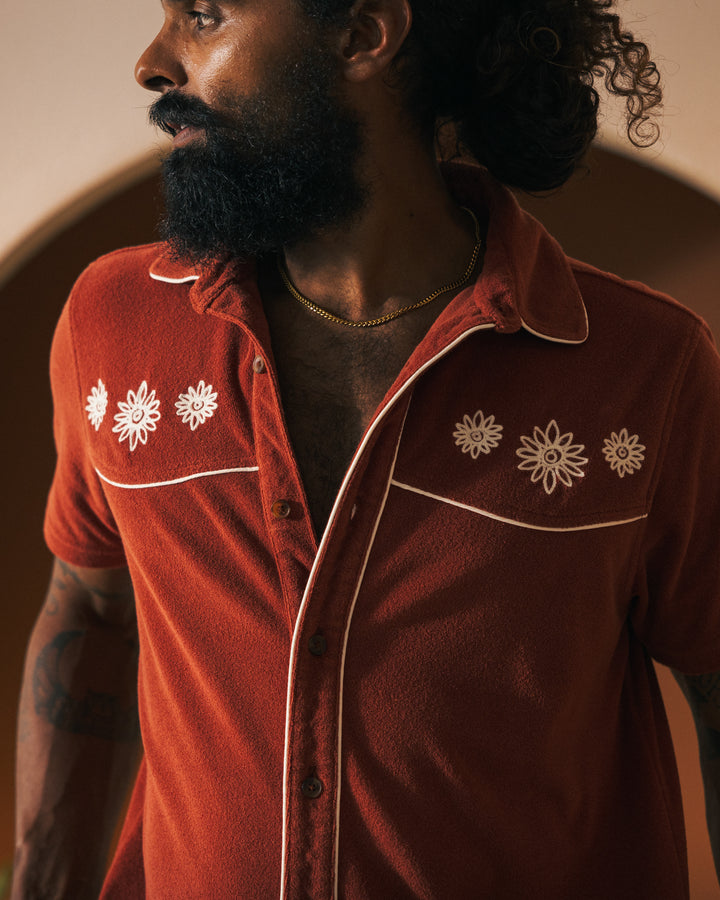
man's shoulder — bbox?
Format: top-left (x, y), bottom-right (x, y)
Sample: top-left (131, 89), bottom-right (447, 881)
top-left (72, 241), bottom-right (170, 293)
top-left (568, 256), bottom-right (713, 346)
top-left (65, 241), bottom-right (201, 324)
top-left (97, 241), bottom-right (166, 266)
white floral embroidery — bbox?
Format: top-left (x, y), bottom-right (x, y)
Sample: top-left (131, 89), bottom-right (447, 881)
top-left (175, 380), bottom-right (218, 431)
top-left (453, 410), bottom-right (503, 458)
top-left (516, 419), bottom-right (588, 495)
top-left (602, 428), bottom-right (645, 478)
top-left (85, 379), bottom-right (108, 431)
top-left (112, 381), bottom-right (161, 451)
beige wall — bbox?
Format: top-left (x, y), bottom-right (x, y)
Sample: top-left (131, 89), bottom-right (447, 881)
top-left (2, 0), bottom-right (720, 279)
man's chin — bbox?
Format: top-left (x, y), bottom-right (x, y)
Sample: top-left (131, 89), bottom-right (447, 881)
top-left (159, 190), bottom-right (284, 264)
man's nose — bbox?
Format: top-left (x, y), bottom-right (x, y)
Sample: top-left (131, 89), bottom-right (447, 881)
top-left (134, 29), bottom-right (187, 92)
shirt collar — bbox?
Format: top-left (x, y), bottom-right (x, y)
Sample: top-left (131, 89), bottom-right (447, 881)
top-left (148, 162), bottom-right (588, 345)
top-left (442, 162), bottom-right (588, 343)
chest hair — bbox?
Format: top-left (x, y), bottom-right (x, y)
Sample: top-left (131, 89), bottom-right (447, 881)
top-left (265, 296), bottom-right (438, 536)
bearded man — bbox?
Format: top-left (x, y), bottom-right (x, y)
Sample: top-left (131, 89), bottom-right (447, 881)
top-left (12, 0), bottom-right (720, 897)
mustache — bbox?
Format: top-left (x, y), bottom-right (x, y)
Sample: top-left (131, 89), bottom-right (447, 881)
top-left (149, 91), bottom-right (223, 136)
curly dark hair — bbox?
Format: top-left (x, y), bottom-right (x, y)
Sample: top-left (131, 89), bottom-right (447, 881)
top-left (302, 0), bottom-right (662, 192)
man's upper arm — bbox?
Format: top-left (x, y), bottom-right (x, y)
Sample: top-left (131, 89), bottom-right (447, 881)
top-left (44, 556), bottom-right (135, 627)
top-left (673, 672), bottom-right (720, 749)
top-left (23, 557), bottom-right (139, 745)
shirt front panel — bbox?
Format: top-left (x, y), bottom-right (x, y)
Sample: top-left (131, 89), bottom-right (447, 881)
top-left (327, 280), bottom-right (720, 899)
top-left (45, 245), bottom-right (319, 896)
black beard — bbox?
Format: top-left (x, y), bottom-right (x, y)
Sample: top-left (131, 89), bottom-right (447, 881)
top-left (149, 47), bottom-right (367, 265)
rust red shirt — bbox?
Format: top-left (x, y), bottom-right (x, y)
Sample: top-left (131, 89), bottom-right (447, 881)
top-left (44, 165), bottom-right (720, 899)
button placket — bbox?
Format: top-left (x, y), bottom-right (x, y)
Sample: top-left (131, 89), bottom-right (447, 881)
top-left (250, 340), bottom-right (316, 631)
top-left (282, 397), bottom-right (413, 899)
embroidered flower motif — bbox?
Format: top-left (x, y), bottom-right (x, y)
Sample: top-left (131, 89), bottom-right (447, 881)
top-left (175, 380), bottom-right (218, 431)
top-left (602, 428), bottom-right (645, 478)
top-left (516, 419), bottom-right (588, 495)
top-left (85, 379), bottom-right (108, 431)
top-left (112, 381), bottom-right (161, 451)
top-left (453, 410), bottom-right (503, 458)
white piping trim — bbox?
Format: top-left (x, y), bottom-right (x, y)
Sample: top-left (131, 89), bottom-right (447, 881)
top-left (95, 465), bottom-right (258, 489)
top-left (279, 322), bottom-right (495, 900)
top-left (520, 314), bottom-right (588, 345)
top-left (149, 272), bottom-right (200, 284)
top-left (331, 407), bottom-right (409, 900)
top-left (391, 480), bottom-right (648, 532)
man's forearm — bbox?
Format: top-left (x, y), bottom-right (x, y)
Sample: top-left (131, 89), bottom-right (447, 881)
top-left (13, 564), bottom-right (141, 900)
top-left (673, 672), bottom-right (720, 884)
top-left (695, 736), bottom-right (720, 879)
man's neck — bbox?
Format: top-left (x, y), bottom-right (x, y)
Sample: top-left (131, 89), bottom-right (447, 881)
top-left (280, 141), bottom-right (480, 325)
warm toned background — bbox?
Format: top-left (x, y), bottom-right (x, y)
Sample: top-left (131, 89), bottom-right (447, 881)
top-left (2, 0), bottom-right (720, 897)
top-left (2, 0), bottom-right (720, 281)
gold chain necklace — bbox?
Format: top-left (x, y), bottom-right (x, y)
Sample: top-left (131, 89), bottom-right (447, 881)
top-left (277, 207), bottom-right (482, 329)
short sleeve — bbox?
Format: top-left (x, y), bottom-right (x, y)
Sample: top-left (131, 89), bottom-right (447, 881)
top-left (43, 298), bottom-right (127, 568)
top-left (631, 321), bottom-right (720, 672)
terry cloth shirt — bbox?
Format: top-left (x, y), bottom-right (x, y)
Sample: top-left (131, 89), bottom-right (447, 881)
top-left (44, 164), bottom-right (720, 899)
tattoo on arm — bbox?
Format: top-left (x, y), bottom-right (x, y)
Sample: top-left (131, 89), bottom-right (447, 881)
top-left (684, 673), bottom-right (720, 713)
top-left (55, 559), bottom-right (134, 603)
top-left (33, 631), bottom-right (140, 742)
top-left (43, 590), bottom-right (60, 616)
top-left (678, 672), bottom-right (720, 762)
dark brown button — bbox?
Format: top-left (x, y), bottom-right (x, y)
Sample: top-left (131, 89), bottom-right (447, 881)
top-left (252, 355), bottom-right (265, 374)
top-left (308, 634), bottom-right (327, 657)
top-left (301, 777), bottom-right (323, 799)
top-left (271, 500), bottom-right (291, 519)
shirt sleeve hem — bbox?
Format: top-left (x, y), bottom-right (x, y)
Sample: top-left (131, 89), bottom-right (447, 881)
top-left (44, 529), bottom-right (127, 569)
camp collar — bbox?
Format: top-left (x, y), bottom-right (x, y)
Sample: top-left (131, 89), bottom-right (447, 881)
top-left (148, 162), bottom-right (588, 345)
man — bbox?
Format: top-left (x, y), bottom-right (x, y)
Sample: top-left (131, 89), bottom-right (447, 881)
top-left (12, 0), bottom-right (720, 896)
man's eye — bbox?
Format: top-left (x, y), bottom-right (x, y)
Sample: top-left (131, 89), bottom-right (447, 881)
top-left (188, 10), bottom-right (216, 29)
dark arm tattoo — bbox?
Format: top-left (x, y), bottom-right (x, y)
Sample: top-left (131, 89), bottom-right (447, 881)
top-left (54, 559), bottom-right (135, 603)
top-left (43, 590), bottom-right (60, 615)
top-left (675, 672), bottom-right (720, 761)
top-left (685, 673), bottom-right (720, 712)
top-left (33, 630), bottom-right (140, 742)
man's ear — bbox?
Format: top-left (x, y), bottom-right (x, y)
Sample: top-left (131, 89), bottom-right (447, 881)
top-left (336, 0), bottom-right (412, 83)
